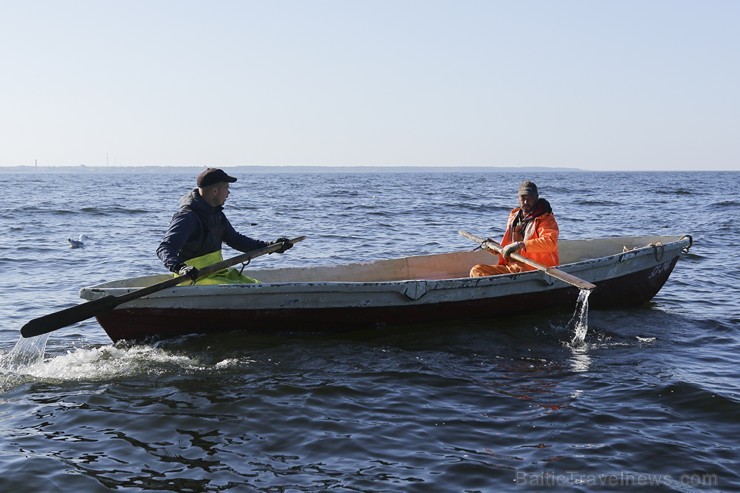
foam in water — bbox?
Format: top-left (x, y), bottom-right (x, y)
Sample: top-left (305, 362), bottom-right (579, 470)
top-left (568, 346), bottom-right (592, 372)
top-left (1, 337), bottom-right (249, 390)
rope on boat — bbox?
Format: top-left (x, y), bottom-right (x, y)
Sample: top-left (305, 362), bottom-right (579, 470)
top-left (649, 242), bottom-right (665, 262)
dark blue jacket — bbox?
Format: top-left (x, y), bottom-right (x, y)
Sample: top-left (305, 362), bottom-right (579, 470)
top-left (157, 190), bottom-right (268, 272)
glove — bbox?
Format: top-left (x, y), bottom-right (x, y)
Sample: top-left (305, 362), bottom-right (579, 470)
top-left (176, 264), bottom-right (199, 282)
top-left (273, 237), bottom-right (293, 254)
top-left (501, 241), bottom-right (523, 260)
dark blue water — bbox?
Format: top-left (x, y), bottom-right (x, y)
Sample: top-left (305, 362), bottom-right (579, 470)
top-left (1, 169), bottom-right (738, 491)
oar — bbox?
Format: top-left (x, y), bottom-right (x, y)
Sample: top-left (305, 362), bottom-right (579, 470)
top-left (20, 236), bottom-right (306, 338)
top-left (459, 230), bottom-right (596, 291)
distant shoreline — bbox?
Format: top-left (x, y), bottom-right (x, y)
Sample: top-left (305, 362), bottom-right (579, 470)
top-left (0, 165), bottom-right (733, 173)
top-left (0, 165), bottom-right (583, 173)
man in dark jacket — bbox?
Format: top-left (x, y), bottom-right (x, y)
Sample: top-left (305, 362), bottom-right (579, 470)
top-left (157, 168), bottom-right (292, 284)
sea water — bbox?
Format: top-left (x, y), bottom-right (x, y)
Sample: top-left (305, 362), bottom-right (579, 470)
top-left (0, 169), bottom-right (738, 491)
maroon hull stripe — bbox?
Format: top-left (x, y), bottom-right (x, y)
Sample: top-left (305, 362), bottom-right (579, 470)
top-left (97, 258), bottom-right (678, 342)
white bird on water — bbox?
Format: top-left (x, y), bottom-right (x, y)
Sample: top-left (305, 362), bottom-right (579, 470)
top-left (67, 234), bottom-right (88, 248)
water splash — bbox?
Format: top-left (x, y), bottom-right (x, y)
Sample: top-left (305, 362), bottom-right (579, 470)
top-left (23, 344), bottom-right (208, 381)
top-left (1, 335), bottom-right (49, 392)
top-left (2, 338), bottom-right (253, 391)
top-left (1, 335), bottom-right (49, 372)
top-left (568, 288), bottom-right (592, 346)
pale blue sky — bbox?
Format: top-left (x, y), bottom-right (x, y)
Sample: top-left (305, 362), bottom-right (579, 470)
top-left (1, 0), bottom-right (738, 170)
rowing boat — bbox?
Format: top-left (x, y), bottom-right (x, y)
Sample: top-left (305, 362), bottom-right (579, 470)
top-left (77, 235), bottom-right (693, 342)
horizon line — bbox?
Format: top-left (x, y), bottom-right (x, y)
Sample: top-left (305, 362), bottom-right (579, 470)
top-left (0, 164), bottom-right (736, 172)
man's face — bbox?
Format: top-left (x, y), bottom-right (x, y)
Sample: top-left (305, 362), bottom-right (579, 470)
top-left (214, 183), bottom-right (231, 206)
top-left (203, 182), bottom-right (231, 207)
top-left (518, 193), bottom-right (538, 213)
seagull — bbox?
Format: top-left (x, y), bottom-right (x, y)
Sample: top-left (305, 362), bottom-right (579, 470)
top-left (67, 234), bottom-right (88, 248)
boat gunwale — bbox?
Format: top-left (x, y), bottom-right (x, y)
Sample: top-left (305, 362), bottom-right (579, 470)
top-left (80, 235), bottom-right (691, 302)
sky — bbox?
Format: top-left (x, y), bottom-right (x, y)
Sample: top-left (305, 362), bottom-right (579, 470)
top-left (1, 0), bottom-right (738, 171)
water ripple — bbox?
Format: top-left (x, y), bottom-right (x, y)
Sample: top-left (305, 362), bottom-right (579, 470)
top-left (0, 170), bottom-right (738, 490)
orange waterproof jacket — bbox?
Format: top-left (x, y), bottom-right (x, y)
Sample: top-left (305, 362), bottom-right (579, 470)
top-left (498, 208), bottom-right (559, 269)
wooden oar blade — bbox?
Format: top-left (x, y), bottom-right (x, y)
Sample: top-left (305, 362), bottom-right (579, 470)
top-left (21, 295), bottom-right (121, 338)
top-left (539, 267), bottom-right (597, 291)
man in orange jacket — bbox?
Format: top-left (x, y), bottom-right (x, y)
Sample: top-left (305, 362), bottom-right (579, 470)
top-left (470, 180), bottom-right (559, 277)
